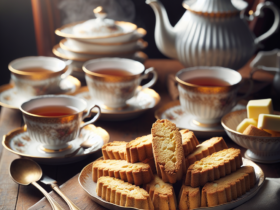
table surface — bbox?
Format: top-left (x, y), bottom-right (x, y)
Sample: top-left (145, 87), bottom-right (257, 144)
top-left (0, 59), bottom-right (279, 210)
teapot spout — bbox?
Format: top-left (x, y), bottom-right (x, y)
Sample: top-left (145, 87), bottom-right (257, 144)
top-left (146, 0), bottom-right (177, 59)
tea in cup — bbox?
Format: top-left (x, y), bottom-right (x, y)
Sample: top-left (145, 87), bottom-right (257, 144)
top-left (8, 56), bottom-right (72, 98)
top-left (83, 58), bottom-right (158, 109)
top-left (176, 67), bottom-right (253, 126)
top-left (20, 95), bottom-right (101, 151)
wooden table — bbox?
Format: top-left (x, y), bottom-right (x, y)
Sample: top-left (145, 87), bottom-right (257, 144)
top-left (0, 59), bottom-right (279, 210)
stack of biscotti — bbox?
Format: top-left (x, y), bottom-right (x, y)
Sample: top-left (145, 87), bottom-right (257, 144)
top-left (102, 141), bottom-right (127, 160)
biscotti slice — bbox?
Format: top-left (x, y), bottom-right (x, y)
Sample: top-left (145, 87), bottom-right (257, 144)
top-left (97, 176), bottom-right (154, 210)
top-left (102, 141), bottom-right (127, 160)
top-left (201, 166), bottom-right (255, 207)
top-left (142, 157), bottom-right (157, 174)
top-left (152, 119), bottom-right (185, 183)
top-left (180, 129), bottom-right (200, 157)
top-left (185, 137), bottom-right (228, 169)
top-left (126, 134), bottom-right (153, 163)
top-left (178, 185), bottom-right (200, 210)
top-left (243, 125), bottom-right (271, 137)
top-left (185, 148), bottom-right (242, 187)
top-left (144, 175), bottom-right (177, 210)
top-left (92, 159), bottom-right (154, 185)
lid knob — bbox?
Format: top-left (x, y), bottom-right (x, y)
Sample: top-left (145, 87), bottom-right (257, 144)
top-left (93, 6), bottom-right (107, 20)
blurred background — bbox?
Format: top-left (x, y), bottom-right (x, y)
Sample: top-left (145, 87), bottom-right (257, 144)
top-left (0, 0), bottom-right (280, 86)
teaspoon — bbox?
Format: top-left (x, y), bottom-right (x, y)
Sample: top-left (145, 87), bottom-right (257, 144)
top-left (9, 158), bottom-right (64, 210)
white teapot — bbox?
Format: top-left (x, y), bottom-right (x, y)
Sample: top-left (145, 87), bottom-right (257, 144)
top-left (147, 0), bottom-right (280, 69)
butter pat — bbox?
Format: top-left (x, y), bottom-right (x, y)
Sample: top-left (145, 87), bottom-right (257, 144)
top-left (258, 114), bottom-right (280, 132)
top-left (236, 118), bottom-right (258, 133)
top-left (247, 99), bottom-right (273, 119)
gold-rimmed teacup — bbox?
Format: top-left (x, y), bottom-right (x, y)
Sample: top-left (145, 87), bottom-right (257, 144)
top-left (20, 95), bottom-right (101, 151)
top-left (83, 57), bottom-right (158, 109)
top-left (8, 56), bottom-right (72, 98)
top-left (176, 66), bottom-right (253, 126)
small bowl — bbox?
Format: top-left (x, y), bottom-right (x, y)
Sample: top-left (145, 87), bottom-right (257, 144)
top-left (221, 109), bottom-right (280, 163)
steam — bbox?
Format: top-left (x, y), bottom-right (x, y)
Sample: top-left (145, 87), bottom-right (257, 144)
top-left (58, 0), bottom-right (136, 25)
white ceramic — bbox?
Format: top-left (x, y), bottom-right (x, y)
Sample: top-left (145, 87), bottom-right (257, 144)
top-left (69, 86), bottom-right (160, 121)
top-left (155, 100), bottom-right (246, 138)
top-left (250, 49), bottom-right (280, 94)
top-left (60, 38), bottom-right (147, 55)
top-left (222, 109), bottom-right (280, 163)
top-left (176, 66), bottom-right (252, 125)
top-left (83, 58), bottom-right (158, 109)
top-left (147, 0), bottom-right (280, 69)
top-left (8, 56), bottom-right (72, 99)
top-left (55, 20), bottom-right (138, 44)
top-left (0, 76), bottom-right (81, 109)
top-left (78, 157), bottom-right (264, 210)
top-left (20, 95), bottom-right (101, 150)
top-left (2, 124), bottom-right (109, 165)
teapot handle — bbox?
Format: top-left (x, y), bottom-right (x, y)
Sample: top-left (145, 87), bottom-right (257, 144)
top-left (253, 2), bottom-right (280, 46)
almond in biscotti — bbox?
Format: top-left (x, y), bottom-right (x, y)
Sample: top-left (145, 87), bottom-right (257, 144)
top-left (201, 166), bottom-right (255, 207)
top-left (185, 137), bottom-right (228, 169)
top-left (180, 129), bottom-right (200, 157)
top-left (96, 176), bottom-right (154, 210)
top-left (92, 159), bottom-right (154, 185)
top-left (144, 175), bottom-right (177, 210)
top-left (178, 185), bottom-right (200, 210)
top-left (151, 119), bottom-right (185, 184)
top-left (126, 134), bottom-right (153, 163)
top-left (102, 141), bottom-right (127, 160)
top-left (185, 148), bottom-right (242, 188)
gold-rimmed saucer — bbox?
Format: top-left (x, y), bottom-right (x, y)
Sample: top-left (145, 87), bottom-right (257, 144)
top-left (0, 76), bottom-right (81, 109)
top-left (68, 86), bottom-right (160, 121)
top-left (155, 100), bottom-right (246, 138)
top-left (2, 124), bottom-right (109, 165)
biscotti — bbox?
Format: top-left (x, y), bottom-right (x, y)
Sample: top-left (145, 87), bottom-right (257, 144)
top-left (243, 125), bottom-right (271, 137)
top-left (152, 119), bottom-right (185, 183)
top-left (145, 175), bottom-right (177, 210)
top-left (178, 185), bottom-right (200, 210)
top-left (92, 159), bottom-right (154, 185)
top-left (185, 137), bottom-right (228, 169)
top-left (97, 176), bottom-right (154, 210)
top-left (185, 148), bottom-right (242, 187)
top-left (142, 157), bottom-right (157, 174)
top-left (126, 134), bottom-right (153, 163)
top-left (180, 129), bottom-right (199, 157)
top-left (201, 166), bottom-right (255, 207)
top-left (102, 141), bottom-right (127, 160)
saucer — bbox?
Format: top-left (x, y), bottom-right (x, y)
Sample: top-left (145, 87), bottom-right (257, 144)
top-left (0, 76), bottom-right (81, 109)
top-left (155, 100), bottom-right (246, 138)
top-left (2, 124), bottom-right (110, 165)
top-left (68, 86), bottom-right (160, 121)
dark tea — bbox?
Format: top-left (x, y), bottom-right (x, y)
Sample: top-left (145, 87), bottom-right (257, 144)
top-left (184, 77), bottom-right (230, 87)
top-left (28, 105), bottom-right (78, 117)
top-left (19, 67), bottom-right (54, 73)
top-left (92, 68), bottom-right (132, 76)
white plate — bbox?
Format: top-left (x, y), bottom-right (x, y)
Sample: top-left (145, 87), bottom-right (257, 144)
top-left (0, 76), bottom-right (81, 110)
top-left (155, 101), bottom-right (246, 138)
top-left (78, 158), bottom-right (265, 210)
top-left (68, 86), bottom-right (160, 121)
top-left (2, 124), bottom-right (109, 165)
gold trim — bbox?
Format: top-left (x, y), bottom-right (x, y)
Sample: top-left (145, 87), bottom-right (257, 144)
top-left (68, 86), bottom-right (161, 115)
top-left (2, 124), bottom-right (110, 159)
top-left (192, 119), bottom-right (221, 128)
top-left (60, 38), bottom-right (148, 55)
top-left (182, 3), bottom-right (240, 17)
top-left (55, 21), bottom-right (137, 39)
top-left (102, 104), bottom-right (129, 111)
top-left (40, 144), bottom-right (72, 153)
top-left (52, 44), bottom-right (90, 62)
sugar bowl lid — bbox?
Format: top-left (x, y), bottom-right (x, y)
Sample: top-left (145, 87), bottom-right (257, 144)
top-left (72, 6), bottom-right (125, 37)
top-left (183, 0), bottom-right (248, 17)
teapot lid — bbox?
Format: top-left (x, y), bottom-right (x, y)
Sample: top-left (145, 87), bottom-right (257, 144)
top-left (183, 0), bottom-right (248, 17)
top-left (72, 6), bottom-right (124, 37)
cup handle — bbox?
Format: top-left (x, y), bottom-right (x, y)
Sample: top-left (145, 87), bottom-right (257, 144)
top-left (61, 60), bottom-right (73, 79)
top-left (137, 67), bottom-right (158, 94)
top-left (78, 105), bottom-right (101, 135)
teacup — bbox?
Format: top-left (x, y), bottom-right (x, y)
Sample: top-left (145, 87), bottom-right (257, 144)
top-left (83, 58), bottom-right (158, 109)
top-left (8, 56), bottom-right (72, 99)
top-left (20, 95), bottom-right (101, 151)
top-left (176, 66), bottom-right (253, 126)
